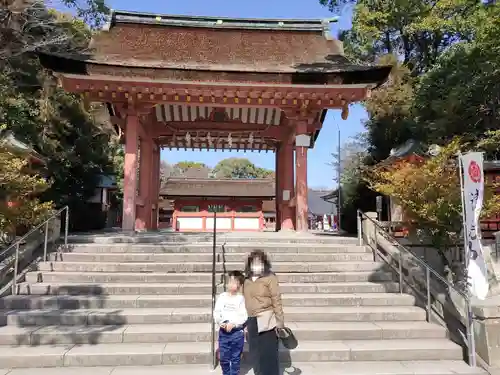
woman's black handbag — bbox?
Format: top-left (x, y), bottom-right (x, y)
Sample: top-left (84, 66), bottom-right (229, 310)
top-left (276, 327), bottom-right (298, 350)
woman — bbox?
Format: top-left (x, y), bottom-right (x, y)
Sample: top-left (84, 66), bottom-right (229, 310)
top-left (243, 250), bottom-right (284, 375)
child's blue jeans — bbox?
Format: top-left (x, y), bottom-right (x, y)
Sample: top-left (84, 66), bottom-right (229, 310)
top-left (219, 327), bottom-right (245, 375)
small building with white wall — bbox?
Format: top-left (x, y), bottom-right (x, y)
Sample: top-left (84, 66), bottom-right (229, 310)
top-left (160, 177), bottom-right (274, 232)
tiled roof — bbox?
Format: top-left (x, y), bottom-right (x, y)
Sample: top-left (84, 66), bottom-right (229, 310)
top-left (160, 177), bottom-right (275, 198)
top-left (308, 189), bottom-right (336, 215)
top-left (37, 10), bottom-right (391, 83)
top-left (109, 10), bottom-right (333, 32)
top-left (262, 199), bottom-right (276, 212)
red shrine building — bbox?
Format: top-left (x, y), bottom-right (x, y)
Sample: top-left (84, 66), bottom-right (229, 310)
top-left (38, 10), bottom-right (390, 232)
top-left (160, 177), bottom-right (275, 232)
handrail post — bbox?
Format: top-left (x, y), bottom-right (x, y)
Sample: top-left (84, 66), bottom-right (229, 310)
top-left (64, 207), bottom-right (69, 247)
top-left (465, 299), bottom-right (476, 367)
top-left (43, 221), bottom-right (49, 261)
top-left (426, 267), bottom-right (431, 321)
top-left (12, 243), bottom-right (19, 295)
top-left (210, 211), bottom-right (217, 370)
top-left (357, 210), bottom-right (363, 246)
top-left (398, 254), bottom-right (403, 294)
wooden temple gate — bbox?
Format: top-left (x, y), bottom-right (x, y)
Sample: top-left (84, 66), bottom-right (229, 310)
top-left (39, 11), bottom-right (390, 231)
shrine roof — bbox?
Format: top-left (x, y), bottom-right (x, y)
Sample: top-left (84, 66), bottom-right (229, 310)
top-left (37, 10), bottom-right (391, 86)
top-left (262, 200), bottom-right (276, 213)
top-left (309, 190), bottom-right (336, 216)
top-left (0, 131), bottom-right (47, 166)
top-left (160, 177), bottom-right (275, 198)
top-left (108, 10), bottom-right (334, 32)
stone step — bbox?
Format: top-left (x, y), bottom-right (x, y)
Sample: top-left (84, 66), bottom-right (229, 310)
top-left (0, 339), bottom-right (463, 368)
top-left (37, 261), bottom-right (385, 273)
top-left (0, 361), bottom-right (485, 375)
top-left (3, 306), bottom-right (427, 326)
top-left (64, 243), bottom-right (369, 254)
top-left (49, 252), bottom-right (374, 263)
top-left (16, 281), bottom-right (400, 295)
top-left (67, 233), bottom-right (359, 245)
top-left (0, 321), bottom-right (447, 346)
top-left (27, 271), bottom-right (394, 284)
top-left (0, 293), bottom-right (416, 310)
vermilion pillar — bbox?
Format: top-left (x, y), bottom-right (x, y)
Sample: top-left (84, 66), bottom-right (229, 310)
top-left (274, 145), bottom-right (281, 231)
top-left (280, 141), bottom-right (295, 231)
top-left (295, 126), bottom-right (309, 232)
top-left (135, 137), bottom-right (153, 230)
top-left (150, 144), bottom-right (160, 230)
top-left (122, 114), bottom-right (139, 231)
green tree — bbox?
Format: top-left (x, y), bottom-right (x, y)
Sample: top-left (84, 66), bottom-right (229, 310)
top-left (364, 56), bottom-right (418, 162)
top-left (320, 0), bottom-right (499, 234)
top-left (0, 145), bottom-right (53, 243)
top-left (213, 158), bottom-right (273, 179)
top-left (59, 0), bottom-right (110, 28)
top-left (0, 1), bottom-right (119, 231)
top-left (365, 133), bottom-right (500, 270)
top-left (330, 134), bottom-right (377, 232)
top-left (173, 161), bottom-right (208, 173)
top-left (412, 7), bottom-right (500, 147)
top-left (320, 0), bottom-right (482, 74)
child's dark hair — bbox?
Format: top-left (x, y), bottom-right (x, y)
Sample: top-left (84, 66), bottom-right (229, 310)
top-left (228, 270), bottom-right (245, 286)
top-left (244, 249), bottom-right (272, 276)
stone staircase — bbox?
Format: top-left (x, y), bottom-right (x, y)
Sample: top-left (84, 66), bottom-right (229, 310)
top-left (0, 233), bottom-right (486, 375)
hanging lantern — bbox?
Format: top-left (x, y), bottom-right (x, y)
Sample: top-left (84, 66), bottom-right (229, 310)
top-left (341, 103), bottom-right (349, 120)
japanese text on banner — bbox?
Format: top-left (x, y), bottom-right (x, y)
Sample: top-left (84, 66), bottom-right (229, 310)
top-left (459, 152), bottom-right (489, 300)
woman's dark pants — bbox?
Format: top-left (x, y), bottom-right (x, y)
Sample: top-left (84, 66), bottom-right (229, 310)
top-left (246, 317), bottom-right (280, 375)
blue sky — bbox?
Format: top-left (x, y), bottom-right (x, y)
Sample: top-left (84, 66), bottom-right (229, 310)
top-left (105, 0), bottom-right (368, 188)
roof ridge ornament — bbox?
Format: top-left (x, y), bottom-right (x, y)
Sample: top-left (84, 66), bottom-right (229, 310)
top-left (102, 9), bottom-right (115, 32)
top-left (321, 16), bottom-right (339, 40)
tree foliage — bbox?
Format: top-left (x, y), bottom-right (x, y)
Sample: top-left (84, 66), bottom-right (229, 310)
top-left (0, 0), bottom-right (99, 69)
top-left (0, 0), bottom-right (120, 232)
top-left (213, 158), bottom-right (273, 179)
top-left (0, 145), bottom-right (53, 242)
top-left (365, 133), bottom-right (500, 263)
top-left (330, 134), bottom-right (378, 232)
top-left (173, 161), bottom-right (208, 173)
top-left (321, 0), bottom-right (500, 236)
top-left (158, 158), bottom-right (274, 183)
top-left (320, 0), bottom-right (483, 74)
top-left (413, 22), bottom-right (500, 147)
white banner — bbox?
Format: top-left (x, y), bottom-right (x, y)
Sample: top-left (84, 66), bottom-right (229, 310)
top-left (459, 152), bottom-right (489, 300)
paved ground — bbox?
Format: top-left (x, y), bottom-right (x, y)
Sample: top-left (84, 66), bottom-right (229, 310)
top-left (0, 361), bottom-right (485, 375)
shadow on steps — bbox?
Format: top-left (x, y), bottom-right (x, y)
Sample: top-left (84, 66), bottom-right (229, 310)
top-left (1, 284), bottom-right (126, 347)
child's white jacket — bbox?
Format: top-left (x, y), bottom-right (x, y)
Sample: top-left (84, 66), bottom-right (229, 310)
top-left (213, 292), bottom-right (248, 329)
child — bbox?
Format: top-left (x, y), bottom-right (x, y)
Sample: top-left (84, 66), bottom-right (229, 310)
top-left (214, 270), bottom-right (248, 375)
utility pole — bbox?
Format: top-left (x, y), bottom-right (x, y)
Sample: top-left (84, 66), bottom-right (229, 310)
top-left (337, 127), bottom-right (341, 231)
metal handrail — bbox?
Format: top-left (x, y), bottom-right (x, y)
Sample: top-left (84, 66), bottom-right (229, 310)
top-left (210, 211), bottom-right (217, 370)
top-left (357, 210), bottom-right (476, 367)
top-left (8, 206), bottom-right (69, 295)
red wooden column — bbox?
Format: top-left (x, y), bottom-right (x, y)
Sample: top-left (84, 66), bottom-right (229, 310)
top-left (136, 136), bottom-right (153, 230)
top-left (295, 122), bottom-right (310, 232)
top-left (280, 139), bottom-right (295, 231)
top-left (274, 145), bottom-right (282, 231)
top-left (122, 114), bottom-right (139, 231)
top-left (150, 143), bottom-right (160, 230)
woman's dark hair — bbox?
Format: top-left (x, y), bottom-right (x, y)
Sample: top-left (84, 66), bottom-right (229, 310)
top-left (228, 270), bottom-right (245, 286)
top-left (245, 250), bottom-right (272, 276)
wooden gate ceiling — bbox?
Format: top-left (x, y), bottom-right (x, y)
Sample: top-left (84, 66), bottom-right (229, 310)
top-left (37, 10), bottom-right (392, 152)
top-left (153, 104), bottom-right (283, 151)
